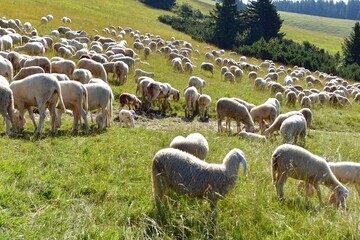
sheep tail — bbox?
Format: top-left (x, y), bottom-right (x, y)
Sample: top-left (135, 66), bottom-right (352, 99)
top-left (272, 153), bottom-right (279, 185)
top-left (240, 157), bottom-right (247, 176)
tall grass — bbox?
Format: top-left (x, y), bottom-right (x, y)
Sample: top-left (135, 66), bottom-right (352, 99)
top-left (0, 0), bottom-right (360, 238)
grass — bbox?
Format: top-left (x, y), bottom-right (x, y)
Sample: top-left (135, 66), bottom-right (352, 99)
top-left (1, 0), bottom-right (360, 238)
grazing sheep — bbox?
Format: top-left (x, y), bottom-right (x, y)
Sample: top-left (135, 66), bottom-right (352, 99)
top-left (50, 59), bottom-right (76, 78)
top-left (250, 99), bottom-right (279, 134)
top-left (231, 98), bottom-right (255, 113)
top-left (285, 91), bottom-right (297, 107)
top-left (298, 108), bottom-right (313, 129)
top-left (238, 130), bottom-right (267, 142)
top-left (200, 62), bottom-right (214, 77)
top-left (55, 81), bottom-right (89, 133)
top-left (248, 71), bottom-right (257, 81)
top-left (280, 114), bottom-right (306, 145)
top-left (152, 148), bottom-right (247, 224)
top-left (184, 86), bottom-right (200, 118)
top-left (271, 144), bottom-right (348, 208)
top-left (198, 94), bottom-right (212, 120)
top-left (23, 57), bottom-right (51, 73)
top-left (72, 69), bottom-right (93, 84)
top-left (263, 111), bottom-right (302, 139)
top-left (0, 84), bottom-right (15, 135)
top-left (0, 57), bottom-right (14, 82)
top-left (10, 73), bottom-right (66, 136)
top-left (134, 68), bottom-right (155, 79)
top-left (169, 133), bottom-right (209, 160)
top-left (254, 78), bottom-right (267, 90)
top-left (186, 76), bottom-right (206, 94)
top-left (77, 58), bottom-right (107, 82)
top-left (119, 109), bottom-right (135, 128)
top-left (13, 66), bottom-right (45, 81)
top-left (216, 97), bottom-right (255, 133)
top-left (119, 93), bottom-right (141, 111)
top-left (114, 61), bottom-right (129, 85)
top-left (275, 92), bottom-right (283, 104)
top-left (184, 62), bottom-right (193, 74)
top-left (14, 42), bottom-right (45, 55)
top-left (223, 71), bottom-right (235, 83)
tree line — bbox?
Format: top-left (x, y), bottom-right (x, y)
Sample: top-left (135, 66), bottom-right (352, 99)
top-left (274, 0), bottom-right (360, 20)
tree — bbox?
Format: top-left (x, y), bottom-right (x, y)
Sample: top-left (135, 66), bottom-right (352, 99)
top-left (246, 0), bottom-right (284, 43)
top-left (209, 0), bottom-right (241, 49)
top-left (141, 0), bottom-right (176, 10)
top-left (342, 22), bottom-right (360, 65)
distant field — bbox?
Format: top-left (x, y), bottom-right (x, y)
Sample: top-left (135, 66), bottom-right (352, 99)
top-left (180, 0), bottom-right (351, 54)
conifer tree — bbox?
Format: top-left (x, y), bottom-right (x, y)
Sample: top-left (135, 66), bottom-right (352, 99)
top-left (342, 22), bottom-right (360, 65)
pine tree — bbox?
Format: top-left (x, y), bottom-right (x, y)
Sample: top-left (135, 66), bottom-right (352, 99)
top-left (209, 0), bottom-right (241, 49)
top-left (246, 0), bottom-right (284, 42)
top-left (342, 22), bottom-right (360, 65)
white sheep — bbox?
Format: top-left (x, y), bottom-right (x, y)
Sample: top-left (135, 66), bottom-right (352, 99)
top-left (198, 94), bottom-right (212, 120)
top-left (119, 109), bottom-right (135, 128)
top-left (238, 130), bottom-right (266, 142)
top-left (50, 59), bottom-right (76, 78)
top-left (13, 66), bottom-right (45, 81)
top-left (200, 62), bottom-right (214, 77)
top-left (230, 98), bottom-right (255, 112)
top-left (301, 96), bottom-right (311, 108)
top-left (73, 69), bottom-right (93, 84)
top-left (152, 148), bottom-right (247, 224)
top-left (285, 90), bottom-right (297, 107)
top-left (0, 56), bottom-right (14, 82)
top-left (77, 58), bottom-right (107, 82)
top-left (223, 71), bottom-right (235, 83)
top-left (263, 111), bottom-right (302, 139)
top-left (250, 99), bottom-right (279, 134)
top-left (216, 97), bottom-right (255, 133)
top-left (14, 42), bottom-right (45, 55)
top-left (0, 83), bottom-right (15, 135)
top-left (169, 133), bottom-right (209, 160)
top-left (280, 114), bottom-right (306, 145)
top-left (184, 86), bottom-right (200, 118)
top-left (272, 144), bottom-right (348, 208)
top-left (298, 108), bottom-right (313, 129)
top-left (134, 68), bottom-right (155, 79)
top-left (275, 92), bottom-right (283, 104)
top-left (10, 73), bottom-right (66, 136)
top-left (186, 76), bottom-right (206, 94)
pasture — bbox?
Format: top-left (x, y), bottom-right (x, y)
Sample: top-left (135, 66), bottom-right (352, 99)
top-left (1, 0), bottom-right (360, 238)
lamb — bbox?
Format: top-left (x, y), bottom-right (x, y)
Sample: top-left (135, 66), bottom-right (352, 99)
top-left (119, 109), bottom-right (135, 128)
top-left (119, 93), bottom-right (141, 111)
top-left (200, 62), bottom-right (214, 77)
top-left (216, 97), bottom-right (255, 133)
top-left (14, 42), bottom-right (45, 55)
top-left (13, 66), bottom-right (45, 81)
top-left (198, 94), bottom-right (212, 120)
top-left (152, 148), bottom-right (247, 224)
top-left (186, 76), bottom-right (206, 94)
top-left (271, 144), bottom-right (348, 208)
top-left (184, 86), bottom-right (200, 118)
top-left (9, 73), bottom-right (66, 136)
top-left (72, 69), bottom-right (93, 84)
top-left (55, 81), bottom-right (89, 133)
top-left (77, 58), bottom-right (107, 82)
top-left (169, 133), bottom-right (209, 160)
top-left (134, 68), bottom-right (155, 79)
top-left (0, 84), bottom-right (16, 135)
top-left (250, 100), bottom-right (279, 134)
top-left (238, 130), bottom-right (267, 142)
top-left (280, 114), bottom-right (307, 145)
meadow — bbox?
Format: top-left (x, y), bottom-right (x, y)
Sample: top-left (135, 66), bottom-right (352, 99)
top-left (1, 0), bottom-right (360, 238)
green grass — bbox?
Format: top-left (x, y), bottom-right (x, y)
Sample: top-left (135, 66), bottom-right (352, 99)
top-left (1, 0), bottom-right (360, 238)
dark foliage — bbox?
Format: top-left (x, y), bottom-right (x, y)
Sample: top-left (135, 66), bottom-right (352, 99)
top-left (141, 0), bottom-right (176, 10)
top-left (342, 22), bottom-right (360, 65)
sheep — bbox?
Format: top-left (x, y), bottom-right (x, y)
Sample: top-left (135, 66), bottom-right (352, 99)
top-left (186, 76), bottom-right (206, 94)
top-left (200, 62), bottom-right (214, 77)
top-left (216, 97), bottom-right (255, 133)
top-left (285, 90), bottom-right (297, 107)
top-left (134, 68), bottom-right (155, 79)
top-left (40, 17), bottom-right (48, 24)
top-left (114, 61), bottom-right (129, 85)
top-left (55, 81), bottom-right (89, 133)
top-left (280, 114), bottom-right (307, 145)
top-left (119, 109), bottom-right (135, 128)
top-left (77, 58), bottom-right (107, 82)
top-left (72, 69), bottom-right (93, 84)
top-left (271, 144), bottom-right (348, 208)
top-left (230, 98), bottom-right (255, 113)
top-left (0, 84), bottom-right (16, 135)
top-left (147, 82), bottom-right (180, 114)
top-left (254, 77), bottom-right (267, 90)
top-left (275, 92), bottom-right (283, 104)
top-left (298, 108), bottom-right (313, 129)
top-left (50, 59), bottom-right (76, 78)
top-left (250, 101), bottom-right (278, 134)
top-left (172, 58), bottom-right (184, 72)
top-left (23, 57), bottom-right (51, 73)
top-left (119, 93), bottom-right (141, 111)
top-left (248, 71), bottom-right (257, 81)
top-left (223, 71), bottom-right (235, 83)
top-left (184, 86), bottom-right (200, 118)
top-left (13, 66), bottom-right (45, 81)
top-left (152, 148), bottom-right (247, 225)
top-left (14, 42), bottom-right (45, 55)
top-left (0, 57), bottom-right (14, 82)
top-left (184, 62), bottom-right (193, 73)
top-left (263, 111), bottom-right (302, 140)
top-left (301, 96), bottom-right (311, 108)
top-left (198, 94), bottom-right (212, 120)
top-left (238, 130), bottom-right (267, 142)
top-left (169, 133), bottom-right (209, 160)
top-left (10, 73), bottom-right (66, 136)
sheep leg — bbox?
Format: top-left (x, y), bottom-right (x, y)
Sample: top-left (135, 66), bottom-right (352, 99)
top-left (313, 182), bottom-right (323, 205)
top-left (275, 174), bottom-right (287, 201)
top-left (217, 118), bottom-right (223, 133)
top-left (34, 104), bottom-right (46, 137)
top-left (355, 184), bottom-right (360, 198)
top-left (27, 107), bottom-right (37, 130)
top-left (48, 102), bottom-right (58, 134)
top-left (2, 112), bottom-right (11, 136)
top-left (209, 201), bottom-right (218, 234)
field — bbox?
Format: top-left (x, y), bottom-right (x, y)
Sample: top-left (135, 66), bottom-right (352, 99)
top-left (1, 0), bottom-right (360, 238)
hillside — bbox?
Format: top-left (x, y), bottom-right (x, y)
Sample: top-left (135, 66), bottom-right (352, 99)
top-left (1, 0), bottom-right (360, 238)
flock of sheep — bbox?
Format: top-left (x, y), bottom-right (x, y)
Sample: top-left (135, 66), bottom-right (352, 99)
top-left (1, 13), bottom-right (360, 231)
